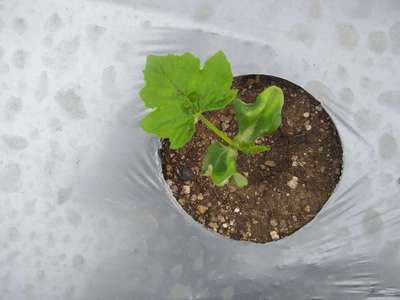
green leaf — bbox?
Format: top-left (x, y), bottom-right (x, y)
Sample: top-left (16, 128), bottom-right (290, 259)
top-left (237, 142), bottom-right (271, 154)
top-left (140, 53), bottom-right (200, 108)
top-left (233, 85), bottom-right (284, 144)
top-left (139, 51), bottom-right (236, 148)
top-left (195, 51), bottom-right (237, 112)
top-left (202, 141), bottom-right (247, 187)
top-left (231, 172), bottom-right (248, 188)
top-left (140, 103), bottom-right (195, 149)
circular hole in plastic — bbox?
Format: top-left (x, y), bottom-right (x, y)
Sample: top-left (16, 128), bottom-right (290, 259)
top-left (160, 74), bottom-right (343, 243)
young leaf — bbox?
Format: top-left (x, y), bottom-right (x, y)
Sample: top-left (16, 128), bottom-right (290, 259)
top-left (233, 85), bottom-right (284, 145)
top-left (139, 51), bottom-right (236, 149)
top-left (237, 142), bottom-right (271, 154)
top-left (231, 172), bottom-right (248, 188)
top-left (202, 141), bottom-right (246, 187)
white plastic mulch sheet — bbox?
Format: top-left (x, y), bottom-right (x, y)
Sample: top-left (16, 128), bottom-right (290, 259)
top-left (0, 0), bottom-right (399, 299)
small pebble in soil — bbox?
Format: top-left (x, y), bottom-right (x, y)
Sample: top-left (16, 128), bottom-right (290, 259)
top-left (270, 231), bottom-right (280, 241)
top-left (222, 122), bottom-right (230, 131)
top-left (197, 205), bottom-right (208, 214)
top-left (287, 176), bottom-right (299, 189)
top-left (234, 207), bottom-right (240, 213)
top-left (305, 124), bottom-right (312, 131)
top-left (209, 222), bottom-right (219, 231)
top-left (217, 215), bottom-right (225, 222)
top-left (222, 223), bottom-right (228, 228)
top-left (304, 205), bottom-right (311, 213)
top-left (182, 185), bottom-right (191, 194)
top-left (264, 160), bottom-right (276, 167)
top-left (270, 218), bottom-right (278, 227)
top-left (303, 112), bottom-right (310, 118)
top-left (228, 185), bottom-right (237, 192)
top-left (220, 115), bottom-right (230, 123)
top-left (178, 166), bottom-right (194, 181)
top-left (197, 193), bottom-right (204, 200)
top-left (170, 185), bottom-right (178, 194)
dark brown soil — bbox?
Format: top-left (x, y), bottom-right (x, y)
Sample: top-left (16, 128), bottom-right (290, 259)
top-left (160, 75), bottom-right (343, 243)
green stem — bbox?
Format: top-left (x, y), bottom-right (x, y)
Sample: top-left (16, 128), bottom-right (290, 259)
top-left (198, 114), bottom-right (237, 149)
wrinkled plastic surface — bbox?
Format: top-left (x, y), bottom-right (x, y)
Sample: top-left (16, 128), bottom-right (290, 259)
top-left (1, 0), bottom-right (400, 299)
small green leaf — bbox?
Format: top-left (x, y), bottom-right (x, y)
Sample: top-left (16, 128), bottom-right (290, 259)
top-left (231, 172), bottom-right (248, 188)
top-left (139, 51), bottom-right (236, 149)
top-left (238, 143), bottom-right (271, 154)
top-left (202, 141), bottom-right (246, 186)
top-left (140, 103), bottom-right (195, 149)
top-left (233, 85), bottom-right (284, 144)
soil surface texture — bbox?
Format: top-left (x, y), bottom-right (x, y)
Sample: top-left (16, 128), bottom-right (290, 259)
top-left (160, 74), bottom-right (343, 243)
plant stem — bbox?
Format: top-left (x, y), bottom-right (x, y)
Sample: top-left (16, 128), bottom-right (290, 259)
top-left (198, 114), bottom-right (237, 149)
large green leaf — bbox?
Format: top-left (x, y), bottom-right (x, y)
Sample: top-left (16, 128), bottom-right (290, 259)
top-left (139, 51), bottom-right (236, 148)
top-left (201, 141), bottom-right (247, 187)
top-left (140, 53), bottom-right (200, 108)
top-left (233, 85), bottom-right (284, 145)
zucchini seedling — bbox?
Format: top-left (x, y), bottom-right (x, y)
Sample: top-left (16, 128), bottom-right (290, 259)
top-left (139, 51), bottom-right (284, 187)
